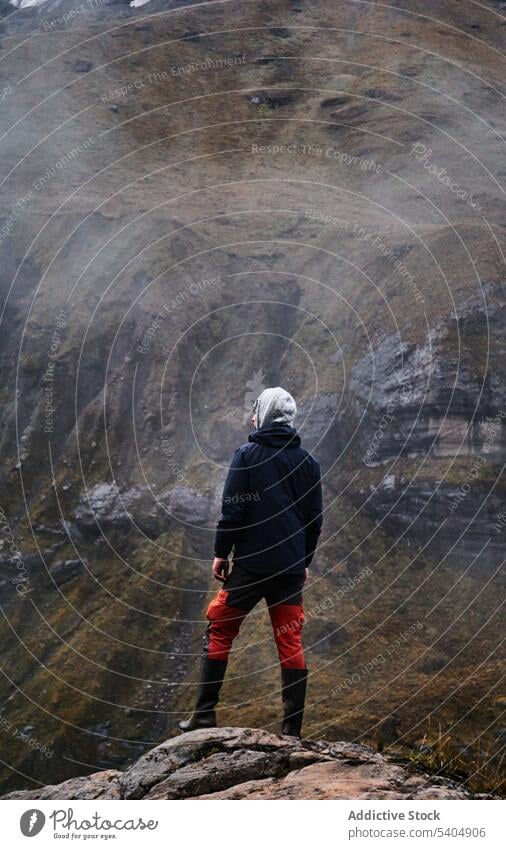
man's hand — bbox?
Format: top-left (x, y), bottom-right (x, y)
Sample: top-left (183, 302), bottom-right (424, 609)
top-left (213, 557), bottom-right (229, 582)
top-left (304, 568), bottom-right (308, 583)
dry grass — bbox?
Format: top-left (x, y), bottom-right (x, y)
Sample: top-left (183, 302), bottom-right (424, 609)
top-left (403, 720), bottom-right (505, 797)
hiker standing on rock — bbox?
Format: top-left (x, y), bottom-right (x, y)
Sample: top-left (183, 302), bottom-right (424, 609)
top-left (179, 387), bottom-right (323, 737)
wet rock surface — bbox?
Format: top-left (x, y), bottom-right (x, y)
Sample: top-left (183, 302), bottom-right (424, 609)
top-left (2, 728), bottom-right (475, 800)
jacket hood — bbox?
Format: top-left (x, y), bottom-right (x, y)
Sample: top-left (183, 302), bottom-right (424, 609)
top-left (249, 424), bottom-right (301, 449)
top-left (254, 387), bottom-right (297, 428)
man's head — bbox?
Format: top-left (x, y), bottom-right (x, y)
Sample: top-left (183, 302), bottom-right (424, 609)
top-left (252, 387), bottom-right (297, 429)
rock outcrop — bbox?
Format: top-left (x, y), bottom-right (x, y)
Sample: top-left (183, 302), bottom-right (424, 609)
top-left (1, 727), bottom-right (474, 800)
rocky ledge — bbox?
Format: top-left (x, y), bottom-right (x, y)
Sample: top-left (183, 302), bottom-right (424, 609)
top-left (2, 727), bottom-right (475, 800)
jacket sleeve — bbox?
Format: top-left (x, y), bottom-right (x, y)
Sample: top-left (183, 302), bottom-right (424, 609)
top-left (305, 462), bottom-right (323, 568)
top-left (213, 448), bottom-right (249, 559)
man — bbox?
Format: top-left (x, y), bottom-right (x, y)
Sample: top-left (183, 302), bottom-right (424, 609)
top-left (178, 387), bottom-right (323, 737)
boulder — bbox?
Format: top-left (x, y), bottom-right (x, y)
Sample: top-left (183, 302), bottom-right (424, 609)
top-left (2, 728), bottom-right (476, 801)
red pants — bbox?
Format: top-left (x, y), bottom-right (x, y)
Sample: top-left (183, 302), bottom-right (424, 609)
top-left (205, 565), bottom-right (305, 669)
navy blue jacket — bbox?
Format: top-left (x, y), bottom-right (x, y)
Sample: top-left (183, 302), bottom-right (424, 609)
top-left (214, 425), bottom-right (323, 575)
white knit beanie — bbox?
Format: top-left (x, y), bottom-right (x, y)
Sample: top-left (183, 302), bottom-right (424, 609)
top-left (254, 387), bottom-right (297, 428)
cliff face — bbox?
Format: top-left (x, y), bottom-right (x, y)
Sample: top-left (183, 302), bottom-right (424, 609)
top-left (0, 0), bottom-right (504, 794)
top-left (1, 727), bottom-right (476, 800)
top-left (349, 282), bottom-right (506, 569)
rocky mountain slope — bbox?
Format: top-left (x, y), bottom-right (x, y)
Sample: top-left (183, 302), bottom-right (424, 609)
top-left (2, 727), bottom-right (478, 799)
top-left (0, 0), bottom-right (504, 795)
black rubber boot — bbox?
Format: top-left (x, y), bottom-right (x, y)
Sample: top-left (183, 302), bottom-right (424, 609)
top-left (178, 658), bottom-right (227, 732)
top-left (281, 667), bottom-right (308, 737)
